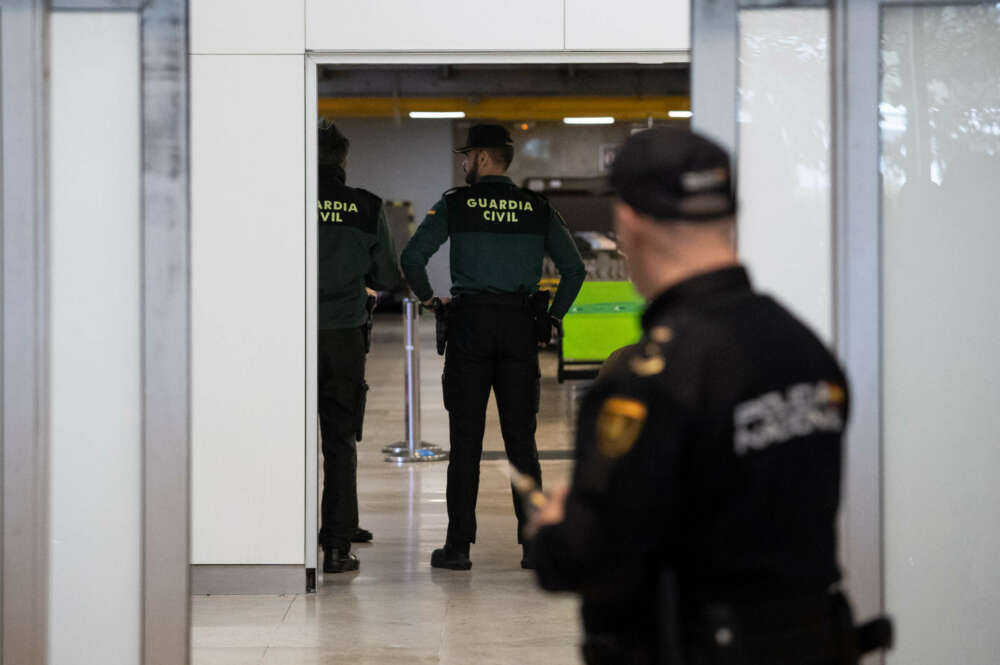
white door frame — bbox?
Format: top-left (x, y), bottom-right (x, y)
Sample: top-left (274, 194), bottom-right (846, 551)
top-left (303, 49), bottom-right (690, 578)
top-left (1, 1), bottom-right (190, 662)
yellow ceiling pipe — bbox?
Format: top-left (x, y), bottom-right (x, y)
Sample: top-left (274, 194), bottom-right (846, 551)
top-left (317, 96), bottom-right (690, 122)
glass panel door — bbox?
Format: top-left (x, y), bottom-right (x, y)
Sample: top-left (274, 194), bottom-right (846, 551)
top-left (738, 8), bottom-right (833, 343)
top-left (880, 7), bottom-right (1000, 664)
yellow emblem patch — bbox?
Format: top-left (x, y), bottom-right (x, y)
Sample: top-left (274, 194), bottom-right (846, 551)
top-left (650, 326), bottom-right (674, 344)
top-left (630, 354), bottom-right (665, 377)
top-left (826, 383), bottom-right (846, 404)
top-left (596, 396), bottom-right (648, 458)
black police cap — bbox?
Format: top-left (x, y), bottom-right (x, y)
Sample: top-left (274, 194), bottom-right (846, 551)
top-left (454, 124), bottom-right (514, 153)
top-left (610, 128), bottom-right (736, 222)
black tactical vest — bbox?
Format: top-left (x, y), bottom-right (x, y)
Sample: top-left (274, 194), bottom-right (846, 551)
top-left (444, 181), bottom-right (550, 236)
top-left (317, 180), bottom-right (381, 235)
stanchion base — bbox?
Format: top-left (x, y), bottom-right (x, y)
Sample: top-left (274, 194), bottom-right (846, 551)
top-left (382, 441), bottom-right (443, 454)
top-left (383, 442), bottom-right (449, 464)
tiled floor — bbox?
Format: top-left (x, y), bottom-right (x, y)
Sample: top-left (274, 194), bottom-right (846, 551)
top-left (192, 313), bottom-right (588, 664)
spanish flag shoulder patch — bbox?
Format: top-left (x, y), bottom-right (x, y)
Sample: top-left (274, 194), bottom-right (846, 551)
top-left (595, 396), bottom-right (648, 458)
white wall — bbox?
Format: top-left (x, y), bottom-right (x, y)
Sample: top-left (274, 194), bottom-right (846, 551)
top-left (336, 117), bottom-right (454, 296)
top-left (565, 0), bottom-right (689, 51)
top-left (305, 0), bottom-right (688, 52)
top-left (191, 54), bottom-right (306, 564)
top-left (188, 0), bottom-right (690, 571)
top-left (737, 10), bottom-right (832, 344)
top-left (306, 0), bottom-right (564, 52)
top-left (190, 0), bottom-right (305, 54)
top-left (49, 12), bottom-right (142, 664)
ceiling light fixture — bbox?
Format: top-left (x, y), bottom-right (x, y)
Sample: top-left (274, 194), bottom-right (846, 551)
top-left (668, 110), bottom-right (693, 119)
top-left (409, 111), bottom-right (466, 119)
top-left (562, 117), bottom-right (615, 125)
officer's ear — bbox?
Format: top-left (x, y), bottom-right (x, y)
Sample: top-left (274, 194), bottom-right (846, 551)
top-left (613, 201), bottom-right (643, 257)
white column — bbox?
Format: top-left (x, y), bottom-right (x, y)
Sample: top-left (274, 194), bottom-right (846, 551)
top-left (48, 11), bottom-right (143, 665)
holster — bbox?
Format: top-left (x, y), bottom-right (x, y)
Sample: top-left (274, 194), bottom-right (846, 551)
top-left (669, 588), bottom-right (893, 665)
top-left (355, 380), bottom-right (369, 442)
top-left (530, 290), bottom-right (553, 345)
top-left (362, 294), bottom-right (377, 354)
top-left (432, 298), bottom-right (450, 356)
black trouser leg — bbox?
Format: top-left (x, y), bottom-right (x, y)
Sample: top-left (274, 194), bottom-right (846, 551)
top-left (443, 308), bottom-right (495, 547)
top-left (317, 327), bottom-right (366, 552)
top-left (493, 312), bottom-right (542, 544)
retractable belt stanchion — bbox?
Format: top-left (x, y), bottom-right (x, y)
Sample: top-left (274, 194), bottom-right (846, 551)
top-left (383, 297), bottom-right (448, 463)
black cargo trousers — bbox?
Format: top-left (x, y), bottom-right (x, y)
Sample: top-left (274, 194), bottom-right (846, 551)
top-left (443, 293), bottom-right (543, 547)
top-left (317, 327), bottom-right (367, 552)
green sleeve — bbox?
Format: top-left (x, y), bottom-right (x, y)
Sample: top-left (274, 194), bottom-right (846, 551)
top-left (400, 199), bottom-right (450, 302)
top-left (545, 208), bottom-right (586, 319)
top-left (367, 207), bottom-right (402, 291)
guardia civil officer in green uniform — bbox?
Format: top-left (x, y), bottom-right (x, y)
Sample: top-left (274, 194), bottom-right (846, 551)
top-left (401, 124), bottom-right (586, 571)
top-left (528, 129), bottom-right (891, 664)
top-left (317, 123), bottom-right (401, 574)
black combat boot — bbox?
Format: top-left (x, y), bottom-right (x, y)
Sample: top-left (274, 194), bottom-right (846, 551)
top-left (430, 542), bottom-right (471, 570)
top-left (323, 547), bottom-right (360, 574)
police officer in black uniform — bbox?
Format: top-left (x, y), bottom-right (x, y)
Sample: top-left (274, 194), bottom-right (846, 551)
top-left (317, 122), bottom-right (401, 573)
top-left (528, 128), bottom-right (880, 664)
top-left (401, 124), bottom-right (586, 571)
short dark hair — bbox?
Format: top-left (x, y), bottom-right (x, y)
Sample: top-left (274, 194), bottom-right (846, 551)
top-left (482, 145), bottom-right (514, 170)
top-left (318, 122), bottom-right (350, 166)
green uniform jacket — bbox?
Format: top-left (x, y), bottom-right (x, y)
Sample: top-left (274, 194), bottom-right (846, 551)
top-left (400, 175), bottom-right (586, 318)
top-left (318, 165), bottom-right (401, 329)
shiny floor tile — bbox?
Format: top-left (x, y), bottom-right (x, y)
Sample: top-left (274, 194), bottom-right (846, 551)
top-left (193, 314), bottom-right (586, 664)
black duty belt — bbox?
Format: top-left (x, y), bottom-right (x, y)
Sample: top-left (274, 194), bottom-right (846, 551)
top-left (454, 292), bottom-right (533, 310)
top-left (681, 591), bottom-right (892, 665)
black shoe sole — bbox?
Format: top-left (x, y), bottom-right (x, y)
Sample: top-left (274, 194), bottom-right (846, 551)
top-left (430, 550), bottom-right (472, 571)
top-left (351, 530), bottom-right (373, 543)
top-left (323, 560), bottom-right (360, 574)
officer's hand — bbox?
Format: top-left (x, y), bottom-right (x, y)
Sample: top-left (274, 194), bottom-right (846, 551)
top-left (423, 296), bottom-right (451, 308)
top-left (525, 484), bottom-right (569, 538)
top-left (365, 287), bottom-right (378, 299)
top-left (538, 315), bottom-right (561, 349)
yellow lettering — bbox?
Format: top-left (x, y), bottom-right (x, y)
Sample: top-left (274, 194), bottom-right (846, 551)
top-left (488, 199), bottom-right (497, 210)
top-left (524, 202), bottom-right (534, 212)
top-left (478, 198), bottom-right (488, 208)
top-left (499, 200), bottom-right (507, 210)
top-left (467, 198), bottom-right (476, 208)
top-left (349, 203), bottom-right (359, 213)
top-left (334, 212), bottom-right (344, 222)
top-left (321, 212), bottom-right (330, 222)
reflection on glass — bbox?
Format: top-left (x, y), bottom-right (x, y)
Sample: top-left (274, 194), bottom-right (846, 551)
top-left (737, 9), bottom-right (832, 342)
top-left (880, 7), bottom-right (1000, 665)
top-left (881, 6), bottom-right (1000, 194)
